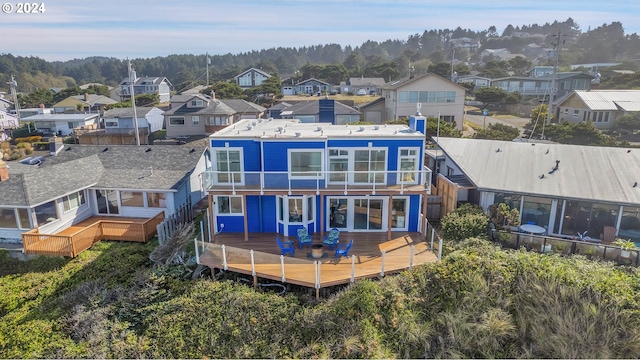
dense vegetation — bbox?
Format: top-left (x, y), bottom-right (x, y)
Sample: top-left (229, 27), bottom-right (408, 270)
top-left (2, 18), bottom-right (640, 96)
top-left (3, 228), bottom-right (640, 358)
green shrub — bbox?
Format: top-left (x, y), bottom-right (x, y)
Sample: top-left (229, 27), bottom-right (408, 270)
top-left (441, 204), bottom-right (489, 242)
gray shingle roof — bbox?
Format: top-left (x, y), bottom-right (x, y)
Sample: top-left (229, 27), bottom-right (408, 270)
top-left (221, 99), bottom-right (266, 113)
top-left (164, 100), bottom-right (235, 116)
top-left (1, 145), bottom-right (204, 207)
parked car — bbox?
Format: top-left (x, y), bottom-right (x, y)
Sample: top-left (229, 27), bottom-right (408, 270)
top-left (357, 89), bottom-right (367, 96)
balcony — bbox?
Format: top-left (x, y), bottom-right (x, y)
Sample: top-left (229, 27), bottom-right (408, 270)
top-left (203, 168), bottom-right (432, 195)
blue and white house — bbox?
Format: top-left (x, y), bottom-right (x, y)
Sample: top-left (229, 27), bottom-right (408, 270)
top-left (204, 115), bottom-right (432, 241)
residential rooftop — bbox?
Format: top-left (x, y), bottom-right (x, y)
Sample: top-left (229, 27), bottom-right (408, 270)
top-left (210, 118), bottom-right (425, 139)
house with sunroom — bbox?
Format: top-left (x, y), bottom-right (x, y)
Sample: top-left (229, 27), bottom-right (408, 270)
top-left (203, 116), bottom-right (432, 242)
top-left (555, 90), bottom-right (640, 129)
top-left (0, 144), bottom-right (208, 256)
top-left (432, 137), bottom-right (640, 244)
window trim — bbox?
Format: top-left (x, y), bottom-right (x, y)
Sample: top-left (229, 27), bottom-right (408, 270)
top-left (192, 115), bottom-right (200, 126)
top-left (169, 116), bottom-right (185, 126)
top-left (288, 149), bottom-right (324, 179)
top-left (62, 190), bottom-right (87, 213)
top-left (397, 147), bottom-right (420, 185)
top-left (216, 195), bottom-right (244, 215)
top-left (213, 148), bottom-right (244, 185)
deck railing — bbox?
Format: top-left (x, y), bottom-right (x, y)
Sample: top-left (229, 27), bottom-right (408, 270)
top-left (496, 231), bottom-right (640, 267)
top-left (195, 239), bottom-right (425, 294)
top-left (22, 212), bottom-right (164, 257)
top-left (203, 167), bottom-right (432, 195)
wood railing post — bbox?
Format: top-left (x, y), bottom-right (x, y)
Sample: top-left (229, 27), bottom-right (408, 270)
top-left (351, 255), bottom-right (355, 283)
top-left (380, 250), bottom-right (386, 277)
top-left (410, 245), bottom-right (414, 269)
top-left (222, 245), bottom-right (228, 270)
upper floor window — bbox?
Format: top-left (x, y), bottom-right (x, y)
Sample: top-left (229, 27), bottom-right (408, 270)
top-left (238, 75), bottom-right (252, 86)
top-left (289, 150), bottom-right (323, 178)
top-left (214, 148), bottom-right (243, 184)
top-left (191, 100), bottom-right (204, 107)
top-left (398, 148), bottom-right (419, 184)
top-left (192, 116), bottom-right (200, 126)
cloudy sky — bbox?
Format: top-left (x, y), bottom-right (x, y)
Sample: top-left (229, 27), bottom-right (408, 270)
top-left (2, 0), bottom-right (640, 61)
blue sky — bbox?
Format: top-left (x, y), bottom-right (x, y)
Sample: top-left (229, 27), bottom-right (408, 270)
top-left (2, 0), bottom-right (640, 61)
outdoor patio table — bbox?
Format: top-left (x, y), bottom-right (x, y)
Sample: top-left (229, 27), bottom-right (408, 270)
top-left (519, 224), bottom-right (546, 234)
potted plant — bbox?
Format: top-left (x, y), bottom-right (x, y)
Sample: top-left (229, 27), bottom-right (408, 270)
top-left (612, 238), bottom-right (636, 258)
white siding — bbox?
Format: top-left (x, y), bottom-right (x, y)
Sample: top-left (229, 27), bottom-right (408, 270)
top-left (189, 152), bottom-right (207, 206)
top-left (0, 228), bottom-right (23, 243)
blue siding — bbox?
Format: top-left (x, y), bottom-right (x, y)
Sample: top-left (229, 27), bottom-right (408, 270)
top-left (210, 139), bottom-right (261, 172)
top-left (218, 216), bottom-right (244, 232)
top-left (247, 196), bottom-right (261, 232)
top-left (262, 141), bottom-right (326, 172)
top-left (408, 195), bottom-right (421, 232)
top-left (261, 196), bottom-right (277, 232)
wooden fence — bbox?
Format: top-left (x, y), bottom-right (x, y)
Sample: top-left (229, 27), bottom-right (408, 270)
top-left (156, 202), bottom-right (194, 244)
top-left (22, 212), bottom-right (165, 258)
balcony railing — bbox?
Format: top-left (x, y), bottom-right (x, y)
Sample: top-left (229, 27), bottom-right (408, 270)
top-left (203, 167), bottom-right (432, 195)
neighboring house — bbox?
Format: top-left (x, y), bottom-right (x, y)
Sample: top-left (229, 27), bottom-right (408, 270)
top-left (76, 106), bottom-right (165, 145)
top-left (556, 90), bottom-right (640, 129)
top-left (449, 37), bottom-right (481, 51)
top-left (380, 73), bottom-right (466, 129)
top-left (163, 94), bottom-right (235, 137)
top-left (0, 109), bottom-right (19, 129)
top-left (340, 77), bottom-right (386, 95)
top-left (357, 97), bottom-right (386, 124)
top-left (456, 75), bottom-right (492, 90)
top-left (203, 116), bottom-right (432, 240)
top-left (432, 137), bottom-right (640, 242)
top-left (103, 106), bottom-right (165, 132)
top-left (266, 101), bottom-right (294, 119)
top-left (0, 143), bottom-right (208, 244)
top-left (0, 94), bottom-right (12, 112)
top-left (481, 48), bottom-right (511, 59)
top-left (491, 72), bottom-right (594, 99)
top-left (528, 66), bottom-right (554, 78)
top-left (278, 99), bottom-right (361, 124)
top-left (234, 68), bottom-right (272, 90)
top-left (294, 78), bottom-right (333, 95)
top-left (522, 44), bottom-right (553, 60)
top-left (22, 107), bottom-right (99, 136)
top-left (221, 99), bottom-right (266, 123)
top-left (118, 71), bottom-right (172, 103)
top-left (52, 93), bottom-right (117, 113)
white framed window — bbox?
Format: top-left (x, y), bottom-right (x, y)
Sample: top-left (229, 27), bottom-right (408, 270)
top-left (354, 149), bottom-right (386, 184)
top-left (191, 100), bottom-right (204, 107)
top-left (397, 148), bottom-right (419, 184)
top-left (216, 196), bottom-right (243, 215)
top-left (192, 116), bottom-right (200, 126)
top-left (288, 149), bottom-right (323, 179)
top-left (214, 148), bottom-right (243, 184)
top-left (328, 149), bottom-right (348, 182)
top-left (62, 190), bottom-right (87, 212)
top-left (169, 116), bottom-right (185, 126)
top-left (105, 120), bottom-right (118, 127)
top-left (573, 109), bottom-right (579, 118)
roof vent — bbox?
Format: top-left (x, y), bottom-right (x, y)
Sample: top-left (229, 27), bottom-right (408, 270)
top-left (295, 132), bottom-right (301, 137)
top-left (317, 126), bottom-right (322, 131)
top-left (252, 121), bottom-right (257, 126)
top-left (374, 125), bottom-right (380, 130)
top-left (268, 117), bottom-right (273, 121)
top-left (359, 127), bottom-right (365, 131)
top-left (247, 125), bottom-right (252, 130)
top-left (102, 147), bottom-right (109, 152)
top-left (189, 149), bottom-right (196, 153)
top-left (145, 148), bottom-right (152, 152)
top-left (278, 126), bottom-right (284, 132)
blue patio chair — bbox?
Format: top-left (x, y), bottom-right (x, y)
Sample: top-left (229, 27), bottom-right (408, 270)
top-left (277, 237), bottom-right (295, 257)
top-left (335, 239), bottom-right (353, 258)
top-left (323, 228), bottom-right (340, 250)
top-left (296, 227), bottom-right (312, 249)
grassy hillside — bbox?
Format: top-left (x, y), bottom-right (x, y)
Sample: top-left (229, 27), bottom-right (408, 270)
top-left (2, 238), bottom-right (640, 358)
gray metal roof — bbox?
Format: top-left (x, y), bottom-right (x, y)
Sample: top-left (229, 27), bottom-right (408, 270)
top-left (568, 90), bottom-right (640, 111)
top-left (1, 145), bottom-right (204, 207)
top-left (22, 113), bottom-right (100, 122)
top-left (103, 107), bottom-right (160, 118)
top-left (437, 137), bottom-right (640, 206)
top-left (349, 77), bottom-right (386, 87)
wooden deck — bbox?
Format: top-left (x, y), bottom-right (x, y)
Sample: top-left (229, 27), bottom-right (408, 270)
top-left (22, 212), bottom-right (164, 258)
top-left (197, 232), bottom-right (438, 289)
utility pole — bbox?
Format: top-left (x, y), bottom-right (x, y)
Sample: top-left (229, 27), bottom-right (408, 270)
top-left (450, 47), bottom-right (456, 82)
top-left (546, 30), bottom-right (563, 124)
top-left (128, 59), bottom-right (140, 146)
top-left (8, 75), bottom-right (25, 132)
top-left (206, 52), bottom-right (211, 87)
